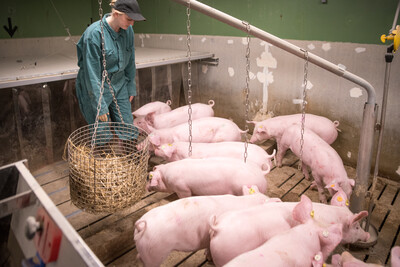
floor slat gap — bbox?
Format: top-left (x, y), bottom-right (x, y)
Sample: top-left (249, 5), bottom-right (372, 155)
top-left (378, 209), bottom-right (391, 232)
top-left (280, 176), bottom-right (305, 199)
top-left (174, 251), bottom-right (197, 267)
top-left (377, 184), bottom-right (387, 200)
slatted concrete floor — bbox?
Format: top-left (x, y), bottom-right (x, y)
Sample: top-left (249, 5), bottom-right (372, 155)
top-left (32, 148), bottom-right (400, 266)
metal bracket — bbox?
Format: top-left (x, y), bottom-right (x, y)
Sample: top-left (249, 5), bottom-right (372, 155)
top-left (199, 57), bottom-right (219, 66)
top-left (0, 190), bottom-right (37, 219)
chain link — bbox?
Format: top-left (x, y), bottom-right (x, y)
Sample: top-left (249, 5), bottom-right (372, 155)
top-left (298, 49), bottom-right (309, 171)
top-left (242, 21), bottom-right (251, 163)
top-left (186, 0), bottom-right (193, 157)
top-left (90, 0), bottom-right (125, 153)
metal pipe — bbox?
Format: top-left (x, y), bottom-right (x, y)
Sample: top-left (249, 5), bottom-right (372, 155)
top-left (170, 0), bottom-right (376, 104)
top-left (171, 0), bottom-right (378, 213)
top-left (391, 0), bottom-right (400, 32)
top-left (365, 53), bottom-right (393, 231)
top-left (350, 103), bottom-right (377, 213)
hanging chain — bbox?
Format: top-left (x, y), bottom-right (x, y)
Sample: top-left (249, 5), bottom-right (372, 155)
top-left (90, 0), bottom-right (124, 153)
top-left (243, 21), bottom-right (251, 163)
top-left (298, 49), bottom-right (309, 171)
top-left (186, 0), bottom-right (193, 157)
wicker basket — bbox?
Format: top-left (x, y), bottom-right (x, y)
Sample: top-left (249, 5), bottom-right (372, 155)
top-left (66, 122), bottom-right (149, 214)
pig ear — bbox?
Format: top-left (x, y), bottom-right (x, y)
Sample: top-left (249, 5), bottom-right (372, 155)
top-left (318, 223), bottom-right (343, 258)
top-left (153, 165), bottom-right (161, 171)
top-left (292, 195), bottom-right (313, 224)
top-left (311, 251), bottom-right (324, 267)
top-left (150, 134), bottom-right (161, 146)
top-left (164, 143), bottom-right (175, 158)
top-left (351, 210), bottom-right (368, 225)
top-left (145, 112), bottom-right (156, 126)
top-left (325, 181), bottom-right (339, 191)
top-left (150, 177), bottom-right (159, 187)
top-left (349, 178), bottom-right (355, 187)
top-left (246, 120), bottom-right (256, 125)
top-left (330, 190), bottom-right (348, 207)
top-left (256, 124), bottom-right (266, 133)
top-left (242, 185), bottom-right (260, 195)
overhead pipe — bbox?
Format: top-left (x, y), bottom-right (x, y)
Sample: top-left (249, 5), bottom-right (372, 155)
top-left (171, 0), bottom-right (378, 213)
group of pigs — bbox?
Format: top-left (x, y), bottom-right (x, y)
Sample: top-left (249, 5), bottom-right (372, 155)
top-left (130, 100), bottom-right (400, 267)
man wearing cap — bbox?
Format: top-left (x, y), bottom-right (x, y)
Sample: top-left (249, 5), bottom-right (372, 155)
top-left (76, 0), bottom-right (145, 127)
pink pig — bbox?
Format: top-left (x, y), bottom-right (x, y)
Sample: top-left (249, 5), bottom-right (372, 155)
top-left (134, 185), bottom-right (268, 267)
top-left (224, 195), bottom-right (343, 267)
top-left (276, 124), bottom-right (355, 203)
top-left (134, 100), bottom-right (215, 133)
top-left (132, 100), bottom-right (171, 118)
top-left (248, 113), bottom-right (340, 145)
top-left (328, 251), bottom-right (384, 267)
top-left (146, 117), bottom-right (245, 150)
top-left (154, 141), bottom-right (275, 171)
top-left (209, 197), bottom-right (369, 266)
top-left (146, 157), bottom-right (268, 198)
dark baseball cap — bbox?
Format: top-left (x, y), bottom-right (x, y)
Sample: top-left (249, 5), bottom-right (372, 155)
top-left (114, 0), bottom-right (146, 21)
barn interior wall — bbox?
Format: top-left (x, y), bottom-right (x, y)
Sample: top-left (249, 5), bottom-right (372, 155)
top-left (0, 0), bottom-right (399, 180)
top-left (136, 33), bottom-right (400, 182)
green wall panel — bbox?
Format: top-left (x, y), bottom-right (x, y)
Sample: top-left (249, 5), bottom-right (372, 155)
top-left (0, 0), bottom-right (111, 39)
top-left (134, 0), bottom-right (400, 44)
top-left (1, 0), bottom-right (399, 44)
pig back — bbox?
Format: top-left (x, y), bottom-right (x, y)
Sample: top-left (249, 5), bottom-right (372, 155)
top-left (267, 113), bottom-right (339, 144)
top-left (132, 100), bottom-right (171, 117)
top-left (161, 157), bottom-right (268, 196)
top-left (152, 102), bottom-right (215, 129)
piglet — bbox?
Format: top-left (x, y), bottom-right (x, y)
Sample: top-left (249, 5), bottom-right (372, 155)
top-left (209, 196), bottom-right (369, 266)
top-left (328, 251), bottom-right (383, 267)
top-left (146, 117), bottom-right (245, 150)
top-left (154, 141), bottom-right (275, 171)
top-left (134, 100), bottom-right (215, 133)
top-left (224, 195), bottom-right (343, 267)
top-left (134, 185), bottom-right (268, 267)
top-left (276, 124), bottom-right (354, 203)
top-left (146, 157), bottom-right (268, 198)
top-left (249, 113), bottom-right (340, 145)
top-left (132, 100), bottom-right (171, 118)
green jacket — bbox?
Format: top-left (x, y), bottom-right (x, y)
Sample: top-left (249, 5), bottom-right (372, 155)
top-left (76, 13), bottom-right (136, 124)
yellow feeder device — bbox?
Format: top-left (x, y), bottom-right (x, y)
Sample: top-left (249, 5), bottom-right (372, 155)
top-left (381, 25), bottom-right (400, 52)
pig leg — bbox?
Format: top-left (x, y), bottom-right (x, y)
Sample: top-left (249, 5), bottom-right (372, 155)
top-left (276, 142), bottom-right (288, 168)
top-left (175, 186), bottom-right (193, 198)
top-left (136, 245), bottom-right (170, 267)
top-left (312, 173), bottom-right (328, 203)
top-left (301, 162), bottom-right (311, 181)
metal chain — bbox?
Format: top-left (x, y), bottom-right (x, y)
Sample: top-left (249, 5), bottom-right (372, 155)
top-left (186, 0), bottom-right (193, 157)
top-left (243, 21), bottom-right (251, 163)
top-left (298, 49), bottom-right (309, 171)
top-left (90, 0), bottom-right (124, 153)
